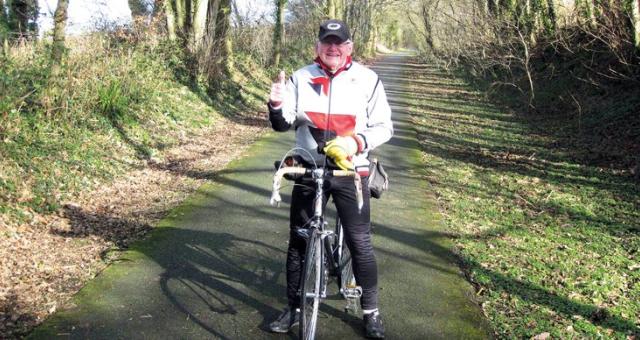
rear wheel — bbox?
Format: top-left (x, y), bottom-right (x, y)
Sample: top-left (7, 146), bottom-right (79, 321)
top-left (340, 244), bottom-right (355, 290)
top-left (338, 227), bottom-right (360, 314)
top-left (300, 229), bottom-right (322, 340)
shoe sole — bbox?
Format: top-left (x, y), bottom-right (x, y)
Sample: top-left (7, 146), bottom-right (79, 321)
top-left (269, 328), bottom-right (290, 334)
top-left (268, 321), bottom-right (299, 333)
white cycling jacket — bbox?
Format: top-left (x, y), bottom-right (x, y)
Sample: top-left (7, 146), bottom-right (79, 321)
top-left (269, 57), bottom-right (393, 175)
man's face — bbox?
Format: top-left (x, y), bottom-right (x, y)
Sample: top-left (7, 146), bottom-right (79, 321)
top-left (316, 36), bottom-right (353, 71)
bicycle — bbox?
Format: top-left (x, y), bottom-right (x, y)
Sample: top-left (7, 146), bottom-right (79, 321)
top-left (270, 155), bottom-right (364, 340)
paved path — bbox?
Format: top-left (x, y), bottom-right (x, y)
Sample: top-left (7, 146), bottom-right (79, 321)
top-left (30, 53), bottom-right (492, 339)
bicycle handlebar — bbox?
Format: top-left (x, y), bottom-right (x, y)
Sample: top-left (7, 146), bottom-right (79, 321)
top-left (270, 167), bottom-right (363, 212)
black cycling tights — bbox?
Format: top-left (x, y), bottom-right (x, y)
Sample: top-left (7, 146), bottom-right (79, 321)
top-left (286, 175), bottom-right (378, 311)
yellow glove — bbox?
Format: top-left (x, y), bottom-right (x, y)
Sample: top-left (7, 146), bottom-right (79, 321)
top-left (323, 136), bottom-right (359, 171)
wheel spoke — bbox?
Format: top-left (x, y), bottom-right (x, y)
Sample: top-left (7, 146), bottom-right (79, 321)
top-left (339, 237), bottom-right (360, 314)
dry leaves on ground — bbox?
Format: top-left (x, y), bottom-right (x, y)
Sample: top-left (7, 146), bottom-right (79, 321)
top-left (0, 114), bottom-right (268, 338)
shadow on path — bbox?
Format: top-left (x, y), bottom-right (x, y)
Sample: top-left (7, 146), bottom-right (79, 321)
top-left (30, 52), bottom-right (498, 339)
top-left (388, 54), bottom-right (640, 336)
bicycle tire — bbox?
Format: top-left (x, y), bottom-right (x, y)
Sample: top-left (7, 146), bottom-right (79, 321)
top-left (300, 228), bottom-right (322, 340)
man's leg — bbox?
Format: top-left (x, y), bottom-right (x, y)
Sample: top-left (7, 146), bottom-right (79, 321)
top-left (286, 177), bottom-right (317, 307)
top-left (332, 176), bottom-right (385, 338)
top-left (331, 176), bottom-right (378, 310)
top-left (270, 177), bottom-right (317, 333)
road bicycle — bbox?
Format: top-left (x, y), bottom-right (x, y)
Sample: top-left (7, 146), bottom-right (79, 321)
top-left (270, 154), bottom-right (364, 340)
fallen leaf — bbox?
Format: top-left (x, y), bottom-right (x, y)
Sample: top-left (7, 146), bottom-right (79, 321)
top-left (532, 332), bottom-right (551, 340)
top-left (628, 264), bottom-right (640, 271)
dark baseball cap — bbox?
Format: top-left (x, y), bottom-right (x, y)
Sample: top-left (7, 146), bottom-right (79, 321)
top-left (318, 19), bottom-right (351, 43)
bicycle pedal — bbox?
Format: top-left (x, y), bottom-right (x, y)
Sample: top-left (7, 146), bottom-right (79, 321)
top-left (295, 228), bottom-right (311, 240)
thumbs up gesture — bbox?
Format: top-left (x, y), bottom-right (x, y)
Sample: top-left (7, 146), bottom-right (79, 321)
top-left (269, 70), bottom-right (286, 109)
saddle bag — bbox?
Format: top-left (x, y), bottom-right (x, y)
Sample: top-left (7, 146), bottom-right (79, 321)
top-left (368, 158), bottom-right (389, 199)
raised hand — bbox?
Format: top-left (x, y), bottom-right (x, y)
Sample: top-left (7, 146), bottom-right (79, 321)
top-left (269, 70), bottom-right (286, 108)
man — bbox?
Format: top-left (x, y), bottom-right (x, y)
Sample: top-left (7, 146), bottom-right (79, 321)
top-left (267, 19), bottom-right (393, 339)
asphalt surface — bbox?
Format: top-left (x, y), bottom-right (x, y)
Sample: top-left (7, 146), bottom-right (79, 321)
top-left (29, 53), bottom-right (493, 339)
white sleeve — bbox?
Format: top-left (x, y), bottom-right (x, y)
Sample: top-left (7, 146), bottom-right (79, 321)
top-left (281, 74), bottom-right (299, 125)
top-left (359, 78), bottom-right (393, 152)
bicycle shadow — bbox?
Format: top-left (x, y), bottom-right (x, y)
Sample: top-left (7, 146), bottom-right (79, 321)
top-left (50, 203), bottom-right (294, 338)
top-left (51, 196), bottom-right (377, 339)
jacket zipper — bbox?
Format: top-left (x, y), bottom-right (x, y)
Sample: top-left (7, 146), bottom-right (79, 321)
top-left (322, 74), bottom-right (334, 168)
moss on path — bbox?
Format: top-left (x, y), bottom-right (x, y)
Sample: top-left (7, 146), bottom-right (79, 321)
top-left (29, 53), bottom-right (492, 339)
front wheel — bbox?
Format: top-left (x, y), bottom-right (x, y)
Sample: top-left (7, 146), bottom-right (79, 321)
top-left (300, 229), bottom-right (322, 340)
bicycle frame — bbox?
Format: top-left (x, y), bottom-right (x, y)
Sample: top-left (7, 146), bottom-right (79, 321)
top-left (297, 168), bottom-right (335, 300)
top-left (271, 164), bottom-right (362, 340)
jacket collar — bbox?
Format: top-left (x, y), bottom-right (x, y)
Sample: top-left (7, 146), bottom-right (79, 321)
top-left (314, 56), bottom-right (353, 77)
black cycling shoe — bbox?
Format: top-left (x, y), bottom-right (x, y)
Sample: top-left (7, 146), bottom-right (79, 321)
top-left (268, 306), bottom-right (300, 333)
top-left (364, 311), bottom-right (385, 339)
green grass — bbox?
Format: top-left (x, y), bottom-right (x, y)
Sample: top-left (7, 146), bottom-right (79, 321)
top-left (0, 35), bottom-right (270, 222)
top-left (404, 59), bottom-right (640, 338)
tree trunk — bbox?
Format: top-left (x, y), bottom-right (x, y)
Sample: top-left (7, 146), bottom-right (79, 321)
top-left (577, 0), bottom-right (597, 27)
top-left (0, 0), bottom-right (6, 23)
top-left (327, 0), bottom-right (336, 18)
top-left (213, 0), bottom-right (232, 75)
top-left (501, 0), bottom-right (516, 19)
top-left (1, 0), bottom-right (7, 56)
top-left (9, 0), bottom-right (29, 38)
top-left (488, 0), bottom-right (500, 16)
top-left (128, 0), bottom-right (150, 17)
top-left (527, 0), bottom-right (537, 45)
top-left (544, 0), bottom-right (558, 34)
top-left (422, 2), bottom-right (435, 50)
top-left (335, 0), bottom-right (343, 19)
top-left (368, 22), bottom-right (377, 56)
top-left (1, 0), bottom-right (7, 33)
top-left (51, 0), bottom-right (69, 64)
top-left (192, 0), bottom-right (209, 49)
top-left (205, 0), bottom-right (220, 39)
top-left (165, 0), bottom-right (177, 40)
top-left (173, 0), bottom-right (193, 41)
top-left (231, 0), bottom-right (244, 27)
top-left (8, 0), bottom-right (38, 39)
top-left (363, 0), bottom-right (375, 56)
top-left (478, 0), bottom-right (489, 16)
top-left (175, 0), bottom-right (185, 31)
top-left (272, 0), bottom-right (286, 67)
top-left (632, 0), bottom-right (640, 48)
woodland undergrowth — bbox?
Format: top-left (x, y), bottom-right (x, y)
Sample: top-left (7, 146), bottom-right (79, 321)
top-left (0, 27), bottom-right (272, 338)
top-left (413, 17), bottom-right (640, 339)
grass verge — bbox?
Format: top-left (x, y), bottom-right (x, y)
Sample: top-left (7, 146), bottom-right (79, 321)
top-left (404, 58), bottom-right (640, 338)
top-left (0, 32), bottom-right (272, 338)
top-left (0, 33), bottom-right (270, 219)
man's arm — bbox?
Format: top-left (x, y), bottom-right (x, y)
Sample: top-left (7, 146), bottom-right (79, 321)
top-left (357, 78), bottom-right (393, 152)
top-left (268, 72), bottom-right (297, 132)
top-left (268, 104), bottom-right (292, 132)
